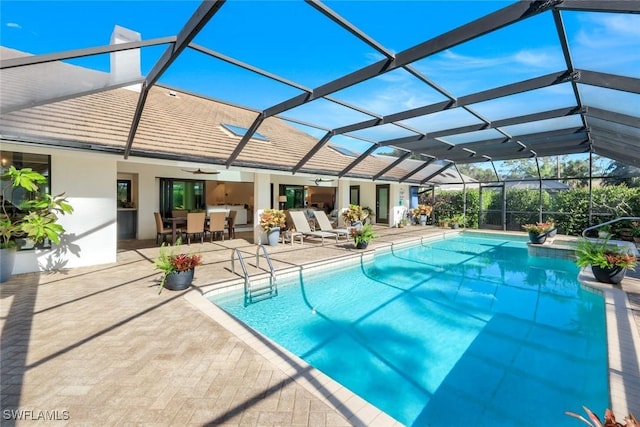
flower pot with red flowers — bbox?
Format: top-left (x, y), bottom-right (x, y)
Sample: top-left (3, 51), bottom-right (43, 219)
top-left (154, 239), bottom-right (203, 293)
top-left (575, 238), bottom-right (638, 284)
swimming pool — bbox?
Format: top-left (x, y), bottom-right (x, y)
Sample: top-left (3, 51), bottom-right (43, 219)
top-left (209, 233), bottom-right (608, 426)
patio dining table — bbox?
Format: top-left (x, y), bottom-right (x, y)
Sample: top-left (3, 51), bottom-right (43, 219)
top-left (167, 215), bottom-right (230, 244)
top-left (167, 217), bottom-right (187, 244)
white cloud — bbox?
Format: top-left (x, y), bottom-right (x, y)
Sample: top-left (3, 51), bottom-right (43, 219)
top-left (513, 49), bottom-right (554, 67)
top-left (575, 14), bottom-right (640, 48)
top-left (595, 14), bottom-right (640, 37)
top-left (439, 49), bottom-right (504, 69)
top-left (6, 22), bottom-right (22, 29)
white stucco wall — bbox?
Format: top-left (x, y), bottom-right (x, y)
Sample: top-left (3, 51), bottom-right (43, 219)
top-left (11, 146), bottom-right (118, 273)
top-left (4, 141), bottom-right (403, 276)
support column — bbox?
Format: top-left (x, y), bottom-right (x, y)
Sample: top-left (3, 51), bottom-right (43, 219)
top-left (253, 173), bottom-right (271, 245)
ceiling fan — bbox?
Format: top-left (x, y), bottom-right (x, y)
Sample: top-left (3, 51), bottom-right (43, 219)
top-left (181, 168), bottom-right (219, 175)
top-left (312, 178), bottom-right (334, 186)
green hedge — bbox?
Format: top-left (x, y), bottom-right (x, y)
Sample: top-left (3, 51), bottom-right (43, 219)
top-left (420, 186), bottom-right (640, 236)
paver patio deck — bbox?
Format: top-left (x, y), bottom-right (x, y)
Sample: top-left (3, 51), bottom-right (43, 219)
top-left (1, 225), bottom-right (638, 425)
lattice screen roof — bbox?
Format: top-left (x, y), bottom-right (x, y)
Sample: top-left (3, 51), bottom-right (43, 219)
top-left (1, 0), bottom-right (638, 182)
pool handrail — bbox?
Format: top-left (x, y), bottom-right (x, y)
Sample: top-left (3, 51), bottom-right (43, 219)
top-left (582, 216), bottom-right (640, 238)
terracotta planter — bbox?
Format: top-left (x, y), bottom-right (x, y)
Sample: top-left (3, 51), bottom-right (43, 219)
top-left (528, 231), bottom-right (547, 244)
top-left (163, 268), bottom-right (195, 291)
top-left (591, 265), bottom-right (626, 284)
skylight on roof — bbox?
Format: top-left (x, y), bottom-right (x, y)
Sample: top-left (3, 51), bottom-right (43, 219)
top-left (329, 145), bottom-right (359, 157)
top-left (221, 123), bottom-right (269, 141)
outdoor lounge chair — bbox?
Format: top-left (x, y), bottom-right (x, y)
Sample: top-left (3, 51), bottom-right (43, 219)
top-left (312, 210), bottom-right (350, 240)
top-left (288, 211), bottom-right (338, 245)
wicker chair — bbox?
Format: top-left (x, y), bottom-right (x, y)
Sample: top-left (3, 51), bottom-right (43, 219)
top-left (154, 212), bottom-right (174, 245)
top-left (208, 212), bottom-right (226, 242)
top-left (185, 212), bottom-right (206, 244)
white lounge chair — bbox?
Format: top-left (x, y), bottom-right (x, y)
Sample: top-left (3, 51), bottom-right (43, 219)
top-left (289, 211), bottom-right (338, 245)
top-left (312, 210), bottom-right (350, 240)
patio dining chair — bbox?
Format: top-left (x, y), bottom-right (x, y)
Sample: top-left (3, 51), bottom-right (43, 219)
top-left (207, 212), bottom-right (226, 242)
top-left (312, 210), bottom-right (350, 240)
top-left (154, 212), bottom-right (173, 245)
top-left (225, 210), bottom-right (238, 239)
top-left (288, 211), bottom-right (338, 245)
top-left (185, 212), bottom-right (206, 244)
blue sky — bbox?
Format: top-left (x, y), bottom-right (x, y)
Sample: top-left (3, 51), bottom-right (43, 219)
top-left (1, 1), bottom-right (639, 155)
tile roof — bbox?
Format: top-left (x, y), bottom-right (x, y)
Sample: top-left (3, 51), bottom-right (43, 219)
top-left (1, 83), bottom-right (445, 183)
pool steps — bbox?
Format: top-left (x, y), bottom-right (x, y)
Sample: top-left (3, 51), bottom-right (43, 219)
top-left (231, 245), bottom-right (279, 306)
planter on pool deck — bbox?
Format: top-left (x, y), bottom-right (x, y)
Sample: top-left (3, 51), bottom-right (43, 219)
top-left (163, 268), bottom-right (195, 291)
top-left (528, 231), bottom-right (547, 244)
top-left (267, 228), bottom-right (280, 246)
top-left (591, 265), bottom-right (626, 284)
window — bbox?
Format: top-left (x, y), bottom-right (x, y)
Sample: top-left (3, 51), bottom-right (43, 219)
top-left (221, 123), bottom-right (269, 141)
top-left (1, 150), bottom-right (51, 210)
top-left (349, 185), bottom-right (360, 205)
top-left (330, 145), bottom-right (359, 158)
top-left (0, 150), bottom-right (52, 250)
top-left (117, 180), bottom-right (132, 207)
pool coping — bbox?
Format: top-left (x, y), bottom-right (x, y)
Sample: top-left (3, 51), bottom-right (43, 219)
top-left (184, 281), bottom-right (403, 427)
top-left (577, 270), bottom-right (640, 417)
top-left (185, 232), bottom-right (640, 424)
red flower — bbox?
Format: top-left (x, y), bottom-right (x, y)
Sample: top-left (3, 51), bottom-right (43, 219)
top-left (171, 253), bottom-right (202, 272)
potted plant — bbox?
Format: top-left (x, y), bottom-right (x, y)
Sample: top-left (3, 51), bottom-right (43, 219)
top-left (351, 222), bottom-right (375, 249)
top-left (259, 208), bottom-right (286, 246)
top-left (154, 239), bottom-right (203, 293)
top-left (412, 204), bottom-right (433, 226)
top-left (342, 204), bottom-right (367, 228)
top-left (566, 405), bottom-right (639, 426)
top-left (575, 237), bottom-right (637, 284)
top-left (450, 214), bottom-right (464, 229)
top-left (1, 166), bottom-right (73, 283)
top-left (438, 216), bottom-right (450, 228)
top-left (544, 218), bottom-right (557, 238)
top-left (522, 222), bottom-right (555, 244)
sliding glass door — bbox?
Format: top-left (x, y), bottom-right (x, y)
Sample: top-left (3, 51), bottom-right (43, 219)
top-left (279, 185), bottom-right (306, 209)
top-left (159, 178), bottom-right (205, 218)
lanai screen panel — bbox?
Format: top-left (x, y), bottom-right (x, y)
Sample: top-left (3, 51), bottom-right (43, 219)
top-left (1, 0), bottom-right (639, 179)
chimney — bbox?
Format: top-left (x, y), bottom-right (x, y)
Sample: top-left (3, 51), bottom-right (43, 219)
top-left (110, 25), bottom-right (142, 91)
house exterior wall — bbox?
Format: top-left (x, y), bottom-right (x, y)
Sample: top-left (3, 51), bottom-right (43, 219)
top-left (8, 143), bottom-right (118, 274)
top-left (3, 140), bottom-right (405, 275)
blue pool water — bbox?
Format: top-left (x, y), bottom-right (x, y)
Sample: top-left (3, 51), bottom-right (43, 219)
top-left (210, 234), bottom-right (608, 426)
